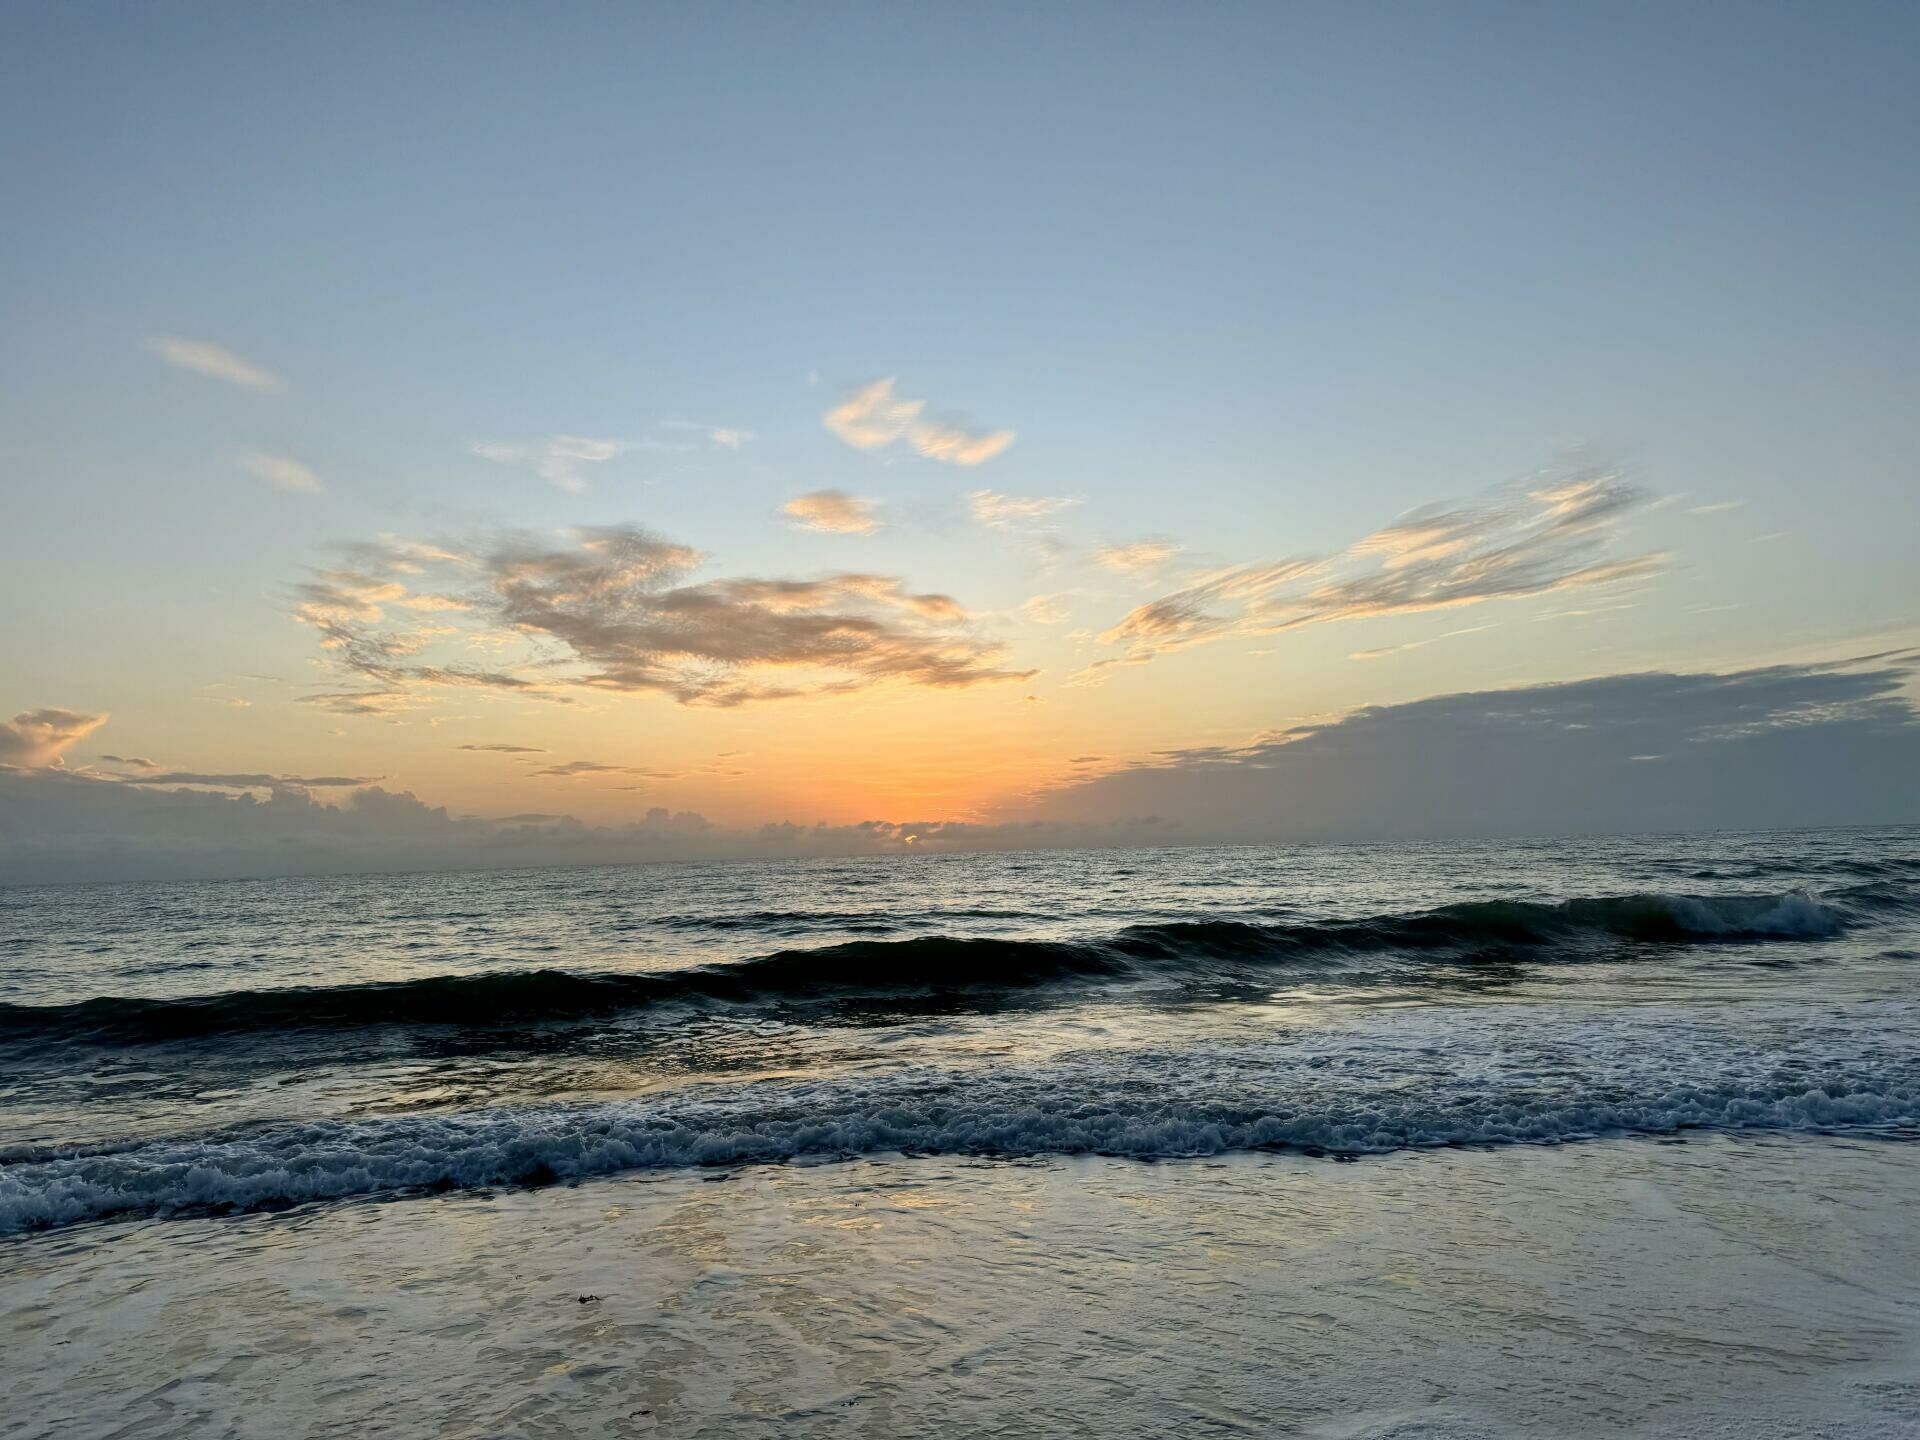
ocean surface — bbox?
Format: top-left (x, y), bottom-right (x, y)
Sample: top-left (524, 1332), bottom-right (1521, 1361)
top-left (2, 826), bottom-right (1917, 1234)
top-left (7, 827), bottom-right (1920, 1437)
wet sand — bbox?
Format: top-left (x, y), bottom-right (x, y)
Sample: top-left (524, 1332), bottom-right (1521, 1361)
top-left (7, 1133), bottom-right (1920, 1438)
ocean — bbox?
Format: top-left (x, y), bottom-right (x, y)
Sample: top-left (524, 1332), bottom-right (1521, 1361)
top-left (5, 827), bottom-right (1920, 1436)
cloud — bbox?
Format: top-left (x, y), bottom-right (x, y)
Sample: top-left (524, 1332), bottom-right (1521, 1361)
top-left (0, 774), bottom-right (598, 884)
top-left (471, 436), bottom-right (626, 494)
top-left (1687, 500), bottom-right (1746, 516)
top-left (294, 689), bottom-right (426, 718)
top-left (1095, 541), bottom-right (1182, 573)
top-left (529, 760), bottom-right (625, 778)
top-left (0, 709), bottom-right (110, 770)
top-left (823, 378), bottom-right (923, 450)
top-left (0, 767), bottom-right (1172, 885)
top-left (98, 754), bottom-right (160, 770)
top-left (910, 420), bottom-right (1016, 466)
top-left (142, 335), bottom-right (281, 391)
top-left (120, 772), bottom-right (383, 790)
top-left (655, 421), bottom-right (752, 450)
top-left (783, 489), bottom-right (880, 534)
top-left (970, 490), bottom-right (1080, 527)
top-left (469, 442), bottom-right (528, 464)
top-left (823, 379), bottom-right (1015, 465)
top-left (1088, 470), bottom-right (1664, 677)
top-left (1022, 594), bottom-right (1073, 625)
top-left (457, 743), bottom-right (547, 754)
top-left (291, 524), bottom-right (1032, 711)
top-left (1348, 625), bottom-right (1491, 662)
top-left (527, 759), bottom-right (680, 780)
top-left (18, 654), bottom-right (1918, 884)
top-left (1020, 655), bottom-right (1920, 842)
top-left (238, 452), bottom-right (324, 495)
top-left (7, 748), bottom-right (1198, 887)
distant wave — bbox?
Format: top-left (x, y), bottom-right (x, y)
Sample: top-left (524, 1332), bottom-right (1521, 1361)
top-left (651, 906), bottom-right (1052, 932)
top-left (0, 889), bottom-right (1857, 1044)
top-left (2, 1049), bottom-right (1913, 1235)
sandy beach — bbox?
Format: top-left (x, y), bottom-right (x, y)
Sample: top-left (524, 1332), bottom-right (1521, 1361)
top-left (8, 1134), bottom-right (1920, 1438)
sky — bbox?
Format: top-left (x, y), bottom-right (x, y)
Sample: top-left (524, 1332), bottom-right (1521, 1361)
top-left (2, 3), bottom-right (1917, 882)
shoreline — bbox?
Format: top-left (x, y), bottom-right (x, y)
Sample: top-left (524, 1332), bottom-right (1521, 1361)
top-left (8, 1132), bottom-right (1920, 1437)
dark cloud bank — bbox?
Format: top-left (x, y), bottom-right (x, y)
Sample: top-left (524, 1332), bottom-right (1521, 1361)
top-left (3, 658), bottom-right (1916, 885)
top-left (1024, 655), bottom-right (1920, 842)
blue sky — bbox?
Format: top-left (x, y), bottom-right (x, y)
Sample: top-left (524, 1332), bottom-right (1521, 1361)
top-left (1, 2), bottom-right (1916, 873)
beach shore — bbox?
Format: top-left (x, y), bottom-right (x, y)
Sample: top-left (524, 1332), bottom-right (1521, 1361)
top-left (7, 1133), bottom-right (1919, 1438)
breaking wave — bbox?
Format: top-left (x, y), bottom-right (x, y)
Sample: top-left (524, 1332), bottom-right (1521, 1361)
top-left (3, 1048), bottom-right (1913, 1235)
top-left (0, 890), bottom-right (1859, 1044)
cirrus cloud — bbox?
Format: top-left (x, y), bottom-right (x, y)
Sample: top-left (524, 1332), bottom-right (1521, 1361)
top-left (1084, 470), bottom-right (1666, 680)
top-left (1095, 541), bottom-right (1182, 574)
top-left (142, 335), bottom-right (281, 391)
top-left (471, 436), bottom-right (626, 494)
top-left (969, 490), bottom-right (1080, 527)
top-left (238, 452), bottom-right (324, 494)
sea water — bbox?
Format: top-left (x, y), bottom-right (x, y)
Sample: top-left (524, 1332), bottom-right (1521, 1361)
top-left (3, 828), bottom-right (1919, 1435)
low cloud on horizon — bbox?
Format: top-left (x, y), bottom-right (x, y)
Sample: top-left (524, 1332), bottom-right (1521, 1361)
top-left (1023, 653), bottom-right (1920, 842)
top-left (5, 655), bottom-right (1916, 885)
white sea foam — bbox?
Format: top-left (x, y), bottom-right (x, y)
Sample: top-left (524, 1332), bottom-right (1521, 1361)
top-left (1658, 889), bottom-right (1845, 937)
top-left (5, 1020), bottom-right (1916, 1235)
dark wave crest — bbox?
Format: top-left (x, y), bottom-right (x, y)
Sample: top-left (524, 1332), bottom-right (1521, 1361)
top-left (0, 889), bottom-right (1860, 1044)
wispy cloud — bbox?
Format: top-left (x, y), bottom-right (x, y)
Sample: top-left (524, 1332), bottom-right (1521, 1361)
top-left (1084, 470), bottom-right (1665, 680)
top-left (969, 490), bottom-right (1079, 527)
top-left (784, 489), bottom-right (880, 534)
top-left (1095, 541), bottom-right (1182, 574)
top-left (1349, 625), bottom-right (1492, 661)
top-left (471, 436), bottom-right (626, 494)
top-left (0, 708), bottom-right (109, 769)
top-left (528, 759), bottom-right (681, 780)
top-left (823, 379), bottom-right (923, 450)
top-left (120, 771), bottom-right (382, 790)
top-left (142, 335), bottom-right (281, 391)
top-left (295, 688), bottom-right (428, 718)
top-left (457, 743), bottom-right (547, 754)
top-left (291, 524), bottom-right (1033, 711)
top-left (1022, 594), bottom-right (1073, 625)
top-left (910, 421), bottom-right (1016, 466)
top-left (1687, 500), bottom-right (1746, 516)
top-left (238, 452), bottom-right (324, 495)
top-left (654, 421), bottom-right (752, 451)
top-left (823, 378), bottom-right (1015, 466)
